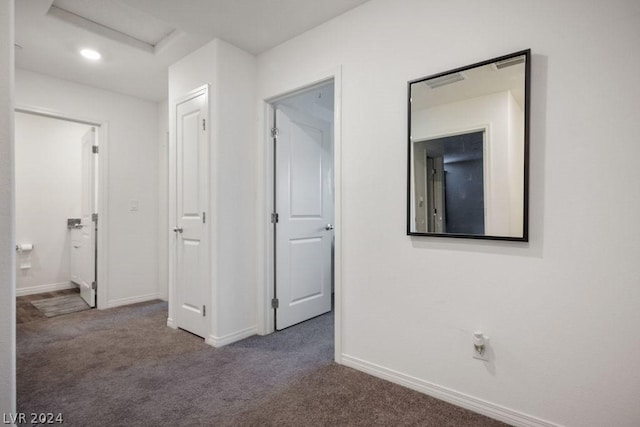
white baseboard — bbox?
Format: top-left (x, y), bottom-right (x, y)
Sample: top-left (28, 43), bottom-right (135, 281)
top-left (166, 317), bottom-right (176, 329)
top-left (340, 354), bottom-right (561, 427)
top-left (205, 325), bottom-right (257, 348)
top-left (106, 293), bottom-right (161, 309)
top-left (16, 281), bottom-right (76, 296)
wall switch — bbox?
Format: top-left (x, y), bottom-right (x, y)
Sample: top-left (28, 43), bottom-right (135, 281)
top-left (130, 200), bottom-right (139, 211)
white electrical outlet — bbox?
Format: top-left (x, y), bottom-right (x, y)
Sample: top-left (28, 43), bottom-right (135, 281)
top-left (472, 331), bottom-right (490, 361)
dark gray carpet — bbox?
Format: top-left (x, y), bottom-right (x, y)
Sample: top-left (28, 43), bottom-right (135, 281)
top-left (30, 294), bottom-right (90, 318)
top-left (17, 300), bottom-right (507, 426)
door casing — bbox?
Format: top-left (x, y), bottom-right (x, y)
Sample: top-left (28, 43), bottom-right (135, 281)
top-left (412, 124), bottom-right (490, 234)
top-left (259, 67), bottom-right (343, 362)
top-left (15, 105), bottom-right (108, 309)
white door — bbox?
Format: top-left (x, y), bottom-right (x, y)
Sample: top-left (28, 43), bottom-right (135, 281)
top-left (175, 89), bottom-right (209, 338)
top-left (275, 105), bottom-right (333, 330)
top-left (79, 128), bottom-right (96, 307)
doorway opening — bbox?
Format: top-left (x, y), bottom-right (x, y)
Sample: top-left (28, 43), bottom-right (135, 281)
top-left (269, 81), bottom-right (335, 332)
top-left (14, 108), bottom-right (107, 311)
top-left (413, 129), bottom-right (486, 234)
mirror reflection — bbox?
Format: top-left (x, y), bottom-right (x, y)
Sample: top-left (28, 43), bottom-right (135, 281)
top-left (408, 50), bottom-right (530, 241)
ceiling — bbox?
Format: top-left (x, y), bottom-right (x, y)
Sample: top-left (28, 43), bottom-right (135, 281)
top-left (411, 59), bottom-right (526, 111)
top-left (15, 0), bottom-right (370, 102)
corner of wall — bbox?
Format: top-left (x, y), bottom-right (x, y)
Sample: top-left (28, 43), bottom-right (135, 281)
top-left (204, 325), bottom-right (258, 348)
top-left (213, 40), bottom-right (258, 338)
top-left (0, 0), bottom-right (16, 416)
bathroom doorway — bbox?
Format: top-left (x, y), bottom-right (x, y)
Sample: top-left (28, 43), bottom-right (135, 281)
top-left (14, 110), bottom-right (100, 311)
top-left (259, 67), bottom-right (343, 362)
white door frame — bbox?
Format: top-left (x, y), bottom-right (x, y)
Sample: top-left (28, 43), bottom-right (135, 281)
top-left (258, 66), bottom-right (343, 363)
top-left (15, 105), bottom-right (109, 310)
top-left (415, 123), bottom-right (491, 233)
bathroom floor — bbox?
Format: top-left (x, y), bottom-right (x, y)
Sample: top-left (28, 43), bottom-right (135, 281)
top-left (16, 288), bottom-right (80, 324)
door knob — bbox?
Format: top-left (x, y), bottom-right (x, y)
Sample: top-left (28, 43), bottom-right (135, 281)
top-left (173, 227), bottom-right (184, 233)
top-left (325, 224), bottom-right (334, 230)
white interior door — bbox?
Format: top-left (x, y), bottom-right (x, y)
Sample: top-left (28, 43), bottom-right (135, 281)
top-left (70, 228), bottom-right (81, 286)
top-left (175, 89), bottom-right (209, 338)
top-left (275, 105), bottom-right (333, 330)
top-left (79, 127), bottom-right (96, 307)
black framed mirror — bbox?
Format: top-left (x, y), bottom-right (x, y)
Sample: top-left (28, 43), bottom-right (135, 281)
top-left (407, 49), bottom-right (530, 241)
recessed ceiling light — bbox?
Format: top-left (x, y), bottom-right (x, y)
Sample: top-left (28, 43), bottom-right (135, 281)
top-left (80, 48), bottom-right (101, 60)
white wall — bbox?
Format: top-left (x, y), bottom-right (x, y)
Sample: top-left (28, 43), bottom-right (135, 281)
top-left (14, 112), bottom-right (92, 294)
top-left (257, 0), bottom-right (640, 426)
top-left (168, 39), bottom-right (257, 345)
top-left (0, 0), bottom-right (15, 417)
top-left (15, 69), bottom-right (161, 308)
top-left (167, 40), bottom-right (216, 336)
top-left (213, 40), bottom-right (258, 342)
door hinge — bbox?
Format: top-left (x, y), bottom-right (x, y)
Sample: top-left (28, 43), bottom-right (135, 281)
top-left (92, 145), bottom-right (99, 154)
top-left (271, 127), bottom-right (279, 138)
top-left (271, 298), bottom-right (279, 309)
top-left (91, 281), bottom-right (97, 290)
top-left (92, 213), bottom-right (98, 222)
top-left (203, 212), bottom-right (206, 224)
top-left (271, 212), bottom-right (279, 224)
top-left (202, 305), bottom-right (206, 317)
top-left (202, 119), bottom-right (206, 131)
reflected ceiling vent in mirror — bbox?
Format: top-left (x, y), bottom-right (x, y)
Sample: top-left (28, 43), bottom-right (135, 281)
top-left (424, 72), bottom-right (466, 89)
top-left (493, 55), bottom-right (526, 70)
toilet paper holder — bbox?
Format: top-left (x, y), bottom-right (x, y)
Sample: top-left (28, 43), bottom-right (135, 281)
top-left (67, 218), bottom-right (82, 229)
top-left (16, 244), bottom-right (34, 252)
